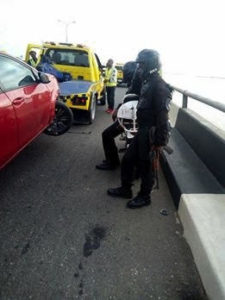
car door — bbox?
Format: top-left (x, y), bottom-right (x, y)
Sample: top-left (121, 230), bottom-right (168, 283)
top-left (0, 86), bottom-right (18, 169)
top-left (0, 55), bottom-right (51, 149)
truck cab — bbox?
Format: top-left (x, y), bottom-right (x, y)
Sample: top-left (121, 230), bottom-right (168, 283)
top-left (115, 63), bottom-right (124, 86)
top-left (25, 42), bottom-right (106, 123)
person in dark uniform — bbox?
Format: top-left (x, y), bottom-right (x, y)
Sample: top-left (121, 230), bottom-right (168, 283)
top-left (95, 66), bottom-right (142, 170)
top-left (123, 61), bottom-right (137, 88)
top-left (107, 49), bottom-right (172, 209)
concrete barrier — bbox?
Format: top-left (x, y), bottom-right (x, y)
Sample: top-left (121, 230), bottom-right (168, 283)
top-left (161, 103), bottom-right (225, 299)
top-left (179, 194), bottom-right (225, 300)
top-left (175, 107), bottom-right (225, 187)
top-left (161, 103), bottom-right (225, 206)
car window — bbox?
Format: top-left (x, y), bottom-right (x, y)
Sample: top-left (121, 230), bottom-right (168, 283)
top-left (46, 49), bottom-right (90, 67)
top-left (0, 56), bottom-right (36, 91)
top-left (116, 65), bottom-right (123, 71)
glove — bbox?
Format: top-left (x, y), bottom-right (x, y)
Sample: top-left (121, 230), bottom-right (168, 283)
top-left (154, 128), bottom-right (170, 147)
top-left (151, 145), bottom-right (162, 152)
top-left (112, 109), bottom-right (118, 121)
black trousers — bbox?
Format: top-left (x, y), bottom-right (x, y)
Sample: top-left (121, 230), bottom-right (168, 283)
top-left (121, 127), bottom-right (154, 196)
top-left (106, 86), bottom-right (116, 110)
top-left (102, 120), bottom-right (124, 166)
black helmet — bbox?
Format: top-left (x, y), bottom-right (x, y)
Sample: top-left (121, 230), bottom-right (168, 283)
top-left (136, 49), bottom-right (160, 72)
top-left (123, 61), bottom-right (137, 85)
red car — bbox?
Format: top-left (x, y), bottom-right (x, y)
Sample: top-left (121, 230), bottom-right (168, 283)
top-left (0, 52), bottom-right (73, 169)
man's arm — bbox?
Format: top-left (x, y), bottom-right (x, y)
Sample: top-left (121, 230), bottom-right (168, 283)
top-left (154, 82), bottom-right (173, 146)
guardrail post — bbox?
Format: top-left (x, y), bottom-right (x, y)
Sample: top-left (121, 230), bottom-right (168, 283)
top-left (182, 94), bottom-right (188, 108)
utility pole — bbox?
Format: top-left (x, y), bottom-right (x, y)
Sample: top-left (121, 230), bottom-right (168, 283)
top-left (58, 19), bottom-right (76, 43)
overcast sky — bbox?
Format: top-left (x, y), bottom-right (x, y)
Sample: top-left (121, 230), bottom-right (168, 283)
top-left (1, 0), bottom-right (224, 76)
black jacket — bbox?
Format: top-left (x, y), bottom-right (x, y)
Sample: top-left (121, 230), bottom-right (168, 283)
top-left (129, 71), bottom-right (172, 146)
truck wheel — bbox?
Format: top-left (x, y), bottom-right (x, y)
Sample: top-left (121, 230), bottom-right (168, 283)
top-left (99, 91), bottom-right (106, 105)
top-left (44, 101), bottom-right (73, 136)
top-left (87, 94), bottom-right (96, 124)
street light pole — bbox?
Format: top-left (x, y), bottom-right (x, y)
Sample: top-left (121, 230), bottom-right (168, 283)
top-left (58, 20), bottom-right (76, 43)
top-left (65, 23), bottom-right (69, 43)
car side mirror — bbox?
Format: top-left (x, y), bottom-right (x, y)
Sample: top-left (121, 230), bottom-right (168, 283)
top-left (38, 72), bottom-right (50, 83)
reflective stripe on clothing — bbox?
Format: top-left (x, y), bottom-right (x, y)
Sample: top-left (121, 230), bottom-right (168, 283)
top-left (29, 58), bottom-right (36, 67)
top-left (105, 67), bottom-right (117, 87)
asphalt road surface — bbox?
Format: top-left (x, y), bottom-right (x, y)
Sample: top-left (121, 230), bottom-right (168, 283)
top-left (0, 88), bottom-right (207, 300)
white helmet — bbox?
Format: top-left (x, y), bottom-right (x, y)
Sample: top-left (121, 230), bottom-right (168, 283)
top-left (117, 98), bottom-right (138, 139)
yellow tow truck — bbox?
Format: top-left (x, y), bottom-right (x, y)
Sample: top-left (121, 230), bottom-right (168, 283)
top-left (115, 63), bottom-right (124, 86)
top-left (25, 42), bottom-right (106, 123)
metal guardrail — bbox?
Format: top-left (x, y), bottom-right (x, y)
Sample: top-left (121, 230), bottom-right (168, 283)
top-left (171, 85), bottom-right (225, 113)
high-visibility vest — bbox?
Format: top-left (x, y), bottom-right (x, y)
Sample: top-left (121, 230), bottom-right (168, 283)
top-left (105, 67), bottom-right (117, 87)
top-left (28, 58), bottom-right (37, 67)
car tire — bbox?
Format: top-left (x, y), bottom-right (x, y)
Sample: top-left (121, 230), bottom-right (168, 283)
top-left (87, 94), bottom-right (96, 124)
top-left (44, 101), bottom-right (73, 136)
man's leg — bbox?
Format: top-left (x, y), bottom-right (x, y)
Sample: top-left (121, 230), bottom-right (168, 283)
top-left (102, 120), bottom-right (123, 166)
top-left (107, 87), bottom-right (115, 110)
top-left (107, 135), bottom-right (138, 198)
top-left (109, 87), bottom-right (115, 110)
top-left (96, 121), bottom-right (123, 170)
top-left (127, 128), bottom-right (153, 208)
top-left (106, 87), bottom-right (112, 110)
top-left (139, 160), bottom-right (154, 196)
top-left (121, 136), bottom-right (138, 188)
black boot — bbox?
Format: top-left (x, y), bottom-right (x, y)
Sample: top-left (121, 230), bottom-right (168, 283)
top-left (127, 194), bottom-right (151, 209)
top-left (96, 161), bottom-right (119, 170)
top-left (107, 186), bottom-right (132, 199)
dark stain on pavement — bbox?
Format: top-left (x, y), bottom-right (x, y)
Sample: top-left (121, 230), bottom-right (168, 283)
top-left (21, 242), bottom-right (30, 255)
top-left (68, 131), bottom-right (92, 135)
top-left (78, 262), bottom-right (83, 270)
top-left (178, 288), bottom-right (207, 300)
top-left (83, 225), bottom-right (106, 257)
top-left (79, 279), bottom-right (83, 295)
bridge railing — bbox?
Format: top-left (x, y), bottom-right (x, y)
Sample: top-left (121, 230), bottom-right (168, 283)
top-left (171, 85), bottom-right (225, 113)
